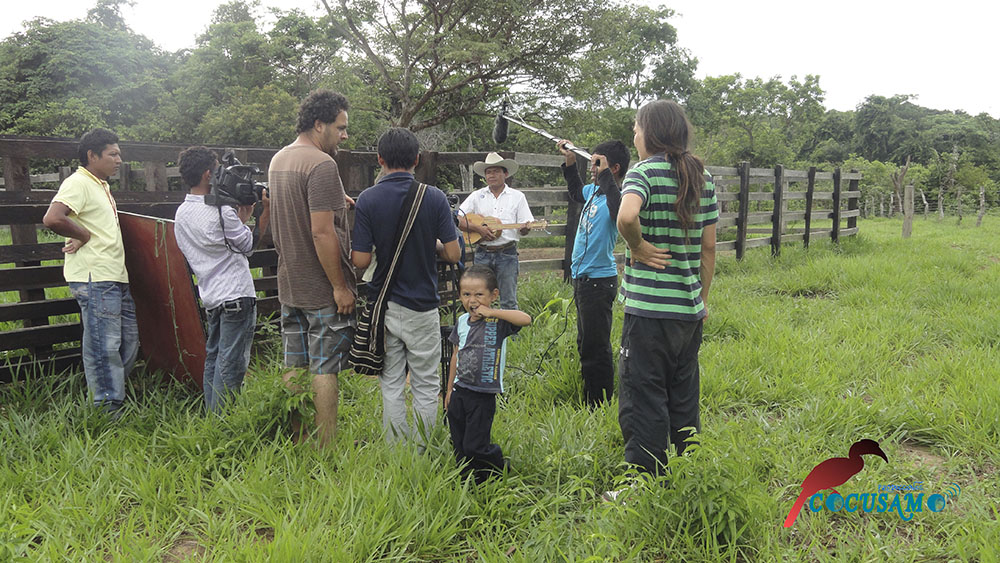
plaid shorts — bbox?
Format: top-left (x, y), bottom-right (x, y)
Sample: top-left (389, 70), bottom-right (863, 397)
top-left (281, 305), bottom-right (356, 375)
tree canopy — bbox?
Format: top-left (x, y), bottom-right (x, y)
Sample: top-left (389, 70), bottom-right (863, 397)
top-left (1, 0), bottom-right (998, 200)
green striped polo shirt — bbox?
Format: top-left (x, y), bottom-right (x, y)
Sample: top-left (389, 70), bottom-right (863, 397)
top-left (621, 155), bottom-right (718, 321)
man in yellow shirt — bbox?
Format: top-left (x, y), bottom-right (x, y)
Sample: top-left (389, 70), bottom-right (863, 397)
top-left (43, 128), bottom-right (138, 417)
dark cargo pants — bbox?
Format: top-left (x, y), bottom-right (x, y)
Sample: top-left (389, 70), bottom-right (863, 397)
top-left (618, 313), bottom-right (703, 475)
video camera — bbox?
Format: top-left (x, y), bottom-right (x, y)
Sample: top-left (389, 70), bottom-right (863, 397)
top-left (205, 150), bottom-right (268, 207)
top-left (447, 193), bottom-right (461, 227)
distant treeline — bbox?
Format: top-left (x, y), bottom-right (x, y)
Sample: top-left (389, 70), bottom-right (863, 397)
top-left (2, 0), bottom-right (997, 205)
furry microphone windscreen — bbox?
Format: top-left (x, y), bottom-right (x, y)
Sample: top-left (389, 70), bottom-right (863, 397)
top-left (492, 113), bottom-right (509, 145)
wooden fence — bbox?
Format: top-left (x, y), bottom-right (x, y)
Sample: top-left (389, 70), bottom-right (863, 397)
top-left (0, 135), bottom-right (859, 381)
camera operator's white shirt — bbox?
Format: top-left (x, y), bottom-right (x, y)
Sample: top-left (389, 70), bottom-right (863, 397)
top-left (458, 184), bottom-right (534, 247)
top-left (174, 194), bottom-right (256, 310)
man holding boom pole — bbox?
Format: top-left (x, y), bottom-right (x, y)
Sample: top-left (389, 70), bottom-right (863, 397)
top-left (558, 139), bottom-right (629, 406)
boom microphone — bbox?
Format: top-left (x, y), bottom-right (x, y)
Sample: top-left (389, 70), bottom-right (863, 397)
top-left (492, 101), bottom-right (510, 144)
top-left (491, 101), bottom-right (592, 161)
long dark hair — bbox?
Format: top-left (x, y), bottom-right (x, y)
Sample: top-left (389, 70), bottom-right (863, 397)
top-left (635, 100), bottom-right (705, 231)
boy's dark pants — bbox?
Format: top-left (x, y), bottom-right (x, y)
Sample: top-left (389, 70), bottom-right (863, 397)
top-left (618, 314), bottom-right (703, 475)
top-left (574, 276), bottom-right (617, 406)
top-left (447, 386), bottom-right (505, 483)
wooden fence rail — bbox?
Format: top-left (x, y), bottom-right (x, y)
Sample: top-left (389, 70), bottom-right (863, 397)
top-left (1, 135), bottom-right (859, 382)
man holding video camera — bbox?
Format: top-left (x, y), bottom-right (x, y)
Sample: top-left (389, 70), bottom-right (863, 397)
top-left (269, 89), bottom-right (356, 448)
top-left (174, 146), bottom-right (270, 413)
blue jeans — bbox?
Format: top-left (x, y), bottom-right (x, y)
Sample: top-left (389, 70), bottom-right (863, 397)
top-left (473, 245), bottom-right (519, 310)
top-left (68, 280), bottom-right (139, 411)
top-left (203, 297), bottom-right (256, 412)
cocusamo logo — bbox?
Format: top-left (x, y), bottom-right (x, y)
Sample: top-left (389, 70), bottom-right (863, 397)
top-left (782, 440), bottom-right (959, 527)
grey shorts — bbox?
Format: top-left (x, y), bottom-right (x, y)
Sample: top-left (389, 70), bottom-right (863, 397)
top-left (281, 304), bottom-right (356, 375)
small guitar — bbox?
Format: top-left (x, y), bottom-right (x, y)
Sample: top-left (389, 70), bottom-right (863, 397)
top-left (462, 213), bottom-right (549, 245)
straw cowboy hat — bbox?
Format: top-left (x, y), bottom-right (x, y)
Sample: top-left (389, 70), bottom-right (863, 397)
top-left (472, 152), bottom-right (519, 178)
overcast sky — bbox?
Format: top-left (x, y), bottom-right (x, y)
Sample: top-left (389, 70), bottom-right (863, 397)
top-left (3, 0), bottom-right (997, 118)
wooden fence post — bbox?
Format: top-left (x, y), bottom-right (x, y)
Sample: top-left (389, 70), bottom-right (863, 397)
top-left (847, 170), bottom-right (860, 231)
top-left (119, 162), bottom-right (132, 191)
top-left (334, 150), bottom-right (361, 195)
top-left (804, 166), bottom-right (816, 249)
top-left (831, 168), bottom-right (842, 244)
top-left (562, 153), bottom-right (585, 281)
top-left (2, 156), bottom-right (51, 355)
top-left (143, 161), bottom-right (168, 191)
top-left (771, 164), bottom-right (784, 257)
top-left (977, 185), bottom-right (987, 227)
top-left (956, 184), bottom-right (964, 225)
top-left (414, 151), bottom-right (439, 186)
top-left (902, 183), bottom-right (914, 238)
top-left (736, 161), bottom-right (750, 261)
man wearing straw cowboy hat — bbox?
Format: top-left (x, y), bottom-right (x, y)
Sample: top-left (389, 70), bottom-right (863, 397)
top-left (458, 152), bottom-right (534, 310)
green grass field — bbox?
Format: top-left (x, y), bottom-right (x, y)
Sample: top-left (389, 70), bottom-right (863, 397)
top-left (2, 217), bottom-right (998, 561)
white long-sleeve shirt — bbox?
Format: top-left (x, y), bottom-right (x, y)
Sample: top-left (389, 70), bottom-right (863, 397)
top-left (174, 194), bottom-right (256, 310)
top-left (458, 185), bottom-right (534, 246)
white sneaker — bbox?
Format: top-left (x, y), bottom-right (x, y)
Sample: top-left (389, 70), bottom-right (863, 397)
top-left (601, 487), bottom-right (629, 503)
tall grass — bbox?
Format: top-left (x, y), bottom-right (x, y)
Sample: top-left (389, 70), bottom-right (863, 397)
top-left (1, 217), bottom-right (998, 561)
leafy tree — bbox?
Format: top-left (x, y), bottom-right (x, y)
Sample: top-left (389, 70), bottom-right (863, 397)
top-left (806, 110), bottom-right (854, 163)
top-left (266, 9), bottom-right (344, 99)
top-left (565, 5), bottom-right (697, 109)
top-left (0, 11), bottom-right (172, 138)
top-left (320, 0), bottom-right (604, 131)
top-left (196, 84), bottom-right (299, 146)
top-left (686, 74), bottom-right (823, 166)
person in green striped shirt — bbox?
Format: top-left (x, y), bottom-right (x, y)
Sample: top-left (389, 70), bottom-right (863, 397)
top-left (613, 99), bottom-right (718, 478)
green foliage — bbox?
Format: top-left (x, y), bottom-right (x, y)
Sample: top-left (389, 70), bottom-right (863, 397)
top-left (563, 4), bottom-right (696, 110)
top-left (1, 0), bottom-right (999, 195)
top-left (0, 14), bottom-right (173, 138)
top-left (195, 84), bottom-right (299, 147)
top-left (687, 74), bottom-right (824, 166)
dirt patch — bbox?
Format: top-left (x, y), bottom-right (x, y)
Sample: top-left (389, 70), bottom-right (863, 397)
top-left (897, 443), bottom-right (947, 476)
top-left (973, 461), bottom-right (998, 481)
top-left (164, 538), bottom-right (206, 562)
top-left (777, 288), bottom-right (837, 299)
top-left (253, 527), bottom-right (274, 542)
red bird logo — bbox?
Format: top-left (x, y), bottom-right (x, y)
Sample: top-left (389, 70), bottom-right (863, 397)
top-left (783, 439), bottom-right (888, 528)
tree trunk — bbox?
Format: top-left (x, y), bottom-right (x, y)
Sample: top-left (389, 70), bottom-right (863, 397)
top-left (920, 189), bottom-right (929, 219)
top-left (902, 184), bottom-right (914, 238)
top-left (939, 145), bottom-right (958, 220)
top-left (460, 165), bottom-right (473, 192)
top-left (890, 156), bottom-right (910, 220)
top-left (880, 193), bottom-right (885, 217)
top-left (977, 185), bottom-right (986, 227)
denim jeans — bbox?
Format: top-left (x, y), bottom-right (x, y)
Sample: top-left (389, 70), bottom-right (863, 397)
top-left (473, 245), bottom-right (519, 310)
top-left (574, 275), bottom-right (617, 406)
top-left (203, 297), bottom-right (256, 412)
top-left (68, 280), bottom-right (139, 412)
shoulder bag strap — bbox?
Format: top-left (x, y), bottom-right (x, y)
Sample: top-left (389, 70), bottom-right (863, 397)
top-left (373, 179), bottom-right (427, 304)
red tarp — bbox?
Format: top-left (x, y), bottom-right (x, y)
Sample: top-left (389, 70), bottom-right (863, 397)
top-left (120, 212), bottom-right (205, 389)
